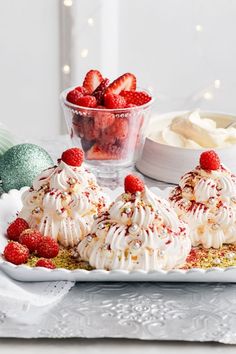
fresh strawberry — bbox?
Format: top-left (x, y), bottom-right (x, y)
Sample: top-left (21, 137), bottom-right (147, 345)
top-left (86, 144), bottom-right (120, 160)
top-left (120, 91), bottom-right (152, 106)
top-left (19, 229), bottom-right (43, 253)
top-left (199, 150), bottom-right (221, 171)
top-left (109, 118), bottom-right (129, 140)
top-left (66, 89), bottom-right (83, 105)
top-left (124, 174), bottom-right (145, 194)
top-left (77, 95), bottom-right (97, 108)
top-left (61, 147), bottom-right (84, 166)
top-left (106, 73), bottom-right (136, 95)
top-left (7, 218), bottom-right (29, 241)
top-left (4, 242), bottom-right (29, 265)
top-left (37, 236), bottom-right (59, 259)
top-left (94, 110), bottom-right (115, 130)
top-left (104, 93), bottom-right (126, 109)
top-left (75, 86), bottom-right (88, 95)
top-left (92, 78), bottom-right (109, 104)
top-left (36, 258), bottom-right (56, 269)
top-left (83, 70), bottom-right (103, 94)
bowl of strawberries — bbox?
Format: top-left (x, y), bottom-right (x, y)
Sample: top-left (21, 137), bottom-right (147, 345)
top-left (60, 70), bottom-right (154, 177)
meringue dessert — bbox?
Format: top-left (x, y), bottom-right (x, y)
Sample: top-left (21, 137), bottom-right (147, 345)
top-left (19, 148), bottom-right (108, 248)
top-left (151, 110), bottom-right (236, 149)
top-left (78, 174), bottom-right (191, 271)
top-left (170, 150), bottom-right (236, 248)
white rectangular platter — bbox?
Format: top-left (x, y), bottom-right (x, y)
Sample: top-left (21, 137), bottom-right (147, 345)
top-left (1, 187), bottom-right (236, 282)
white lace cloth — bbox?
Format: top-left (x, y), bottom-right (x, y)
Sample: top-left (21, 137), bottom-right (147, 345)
top-left (0, 270), bottom-right (74, 324)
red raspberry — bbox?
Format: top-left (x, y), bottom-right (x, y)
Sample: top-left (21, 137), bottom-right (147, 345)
top-left (75, 86), bottom-right (88, 95)
top-left (19, 229), bottom-right (43, 253)
top-left (200, 150), bottom-right (221, 171)
top-left (109, 118), bottom-right (129, 140)
top-left (67, 89), bottom-right (83, 105)
top-left (124, 174), bottom-right (145, 194)
top-left (7, 218), bottom-right (29, 241)
top-left (37, 236), bottom-right (59, 258)
top-left (77, 95), bottom-right (97, 108)
top-left (104, 93), bottom-right (126, 109)
top-left (61, 147), bottom-right (84, 166)
top-left (36, 258), bottom-right (56, 269)
top-left (4, 242), bottom-right (29, 265)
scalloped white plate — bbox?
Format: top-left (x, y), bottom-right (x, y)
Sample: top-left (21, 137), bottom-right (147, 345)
top-left (1, 187), bottom-right (236, 282)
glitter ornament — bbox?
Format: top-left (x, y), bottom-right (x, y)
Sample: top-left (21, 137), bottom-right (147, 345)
top-left (0, 143), bottom-right (53, 193)
top-left (0, 123), bottom-right (16, 157)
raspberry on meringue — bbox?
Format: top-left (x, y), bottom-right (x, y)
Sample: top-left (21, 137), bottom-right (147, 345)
top-left (77, 175), bottom-right (191, 271)
top-left (19, 148), bottom-right (109, 248)
top-left (169, 150), bottom-right (236, 248)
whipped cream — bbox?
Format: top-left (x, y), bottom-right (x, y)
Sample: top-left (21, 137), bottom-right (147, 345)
top-left (78, 186), bottom-right (191, 271)
top-left (19, 161), bottom-right (109, 248)
top-left (152, 110), bottom-right (236, 149)
top-left (170, 164), bottom-right (236, 248)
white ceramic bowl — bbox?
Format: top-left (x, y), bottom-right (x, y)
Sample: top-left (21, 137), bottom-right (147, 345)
top-left (136, 110), bottom-right (236, 184)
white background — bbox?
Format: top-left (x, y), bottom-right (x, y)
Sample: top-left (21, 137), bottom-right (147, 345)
top-left (0, 0), bottom-right (60, 139)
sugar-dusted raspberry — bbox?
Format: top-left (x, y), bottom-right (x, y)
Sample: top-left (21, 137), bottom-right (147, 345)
top-left (36, 258), bottom-right (56, 269)
top-left (104, 93), bottom-right (126, 109)
top-left (7, 218), bottom-right (29, 241)
top-left (124, 174), bottom-right (145, 194)
top-left (200, 150), bottom-right (221, 171)
top-left (19, 229), bottom-right (43, 253)
top-left (61, 147), bottom-right (84, 167)
top-left (4, 242), bottom-right (29, 265)
top-left (37, 236), bottom-right (59, 258)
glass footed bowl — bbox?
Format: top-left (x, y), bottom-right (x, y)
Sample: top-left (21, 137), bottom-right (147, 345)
top-left (60, 87), bottom-right (154, 186)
